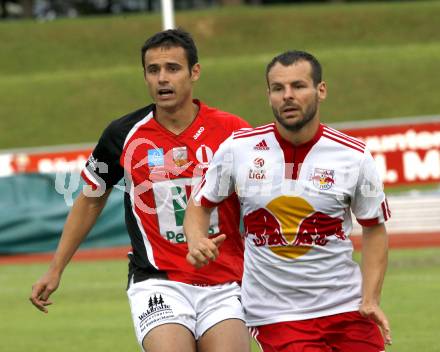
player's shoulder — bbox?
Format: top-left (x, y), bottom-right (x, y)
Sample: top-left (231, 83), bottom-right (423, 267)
top-left (320, 124), bottom-right (366, 155)
top-left (232, 123), bottom-right (275, 141)
top-left (198, 100), bottom-right (250, 130)
top-left (106, 104), bottom-right (154, 133)
top-left (99, 104), bottom-right (154, 143)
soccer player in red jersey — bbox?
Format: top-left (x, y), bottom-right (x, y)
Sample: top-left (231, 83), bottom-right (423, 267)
top-left (185, 50), bottom-right (392, 352)
top-left (30, 29), bottom-right (250, 352)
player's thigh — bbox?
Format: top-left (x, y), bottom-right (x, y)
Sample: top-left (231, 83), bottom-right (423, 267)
top-left (325, 311), bottom-right (385, 352)
top-left (251, 322), bottom-right (332, 352)
top-left (127, 278), bottom-right (197, 350)
top-left (198, 318), bottom-right (250, 352)
top-left (143, 323), bottom-right (196, 352)
top-left (195, 282), bottom-right (249, 352)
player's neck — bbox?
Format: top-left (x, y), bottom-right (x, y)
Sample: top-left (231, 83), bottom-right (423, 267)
top-left (275, 116), bottom-right (320, 146)
top-left (155, 100), bottom-right (199, 135)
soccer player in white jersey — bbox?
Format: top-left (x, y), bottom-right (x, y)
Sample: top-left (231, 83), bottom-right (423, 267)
top-left (29, 29), bottom-right (251, 352)
top-left (185, 50), bottom-right (392, 352)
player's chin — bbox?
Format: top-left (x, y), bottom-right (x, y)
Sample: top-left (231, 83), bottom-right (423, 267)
top-left (281, 115), bottom-right (303, 127)
top-left (155, 99), bottom-right (177, 109)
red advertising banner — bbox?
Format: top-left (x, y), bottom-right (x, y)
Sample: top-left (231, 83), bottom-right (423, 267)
top-left (0, 118), bottom-right (439, 187)
top-left (341, 119), bottom-right (440, 187)
top-left (0, 148), bottom-right (92, 177)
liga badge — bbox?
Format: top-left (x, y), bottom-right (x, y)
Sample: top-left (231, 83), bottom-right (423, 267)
top-left (311, 168), bottom-right (335, 190)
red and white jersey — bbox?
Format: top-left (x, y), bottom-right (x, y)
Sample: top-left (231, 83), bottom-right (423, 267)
top-left (81, 100), bottom-right (250, 285)
top-left (194, 122), bottom-right (391, 326)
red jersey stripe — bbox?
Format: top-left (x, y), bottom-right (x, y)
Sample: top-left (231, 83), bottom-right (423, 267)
top-left (81, 168), bottom-right (100, 190)
top-left (192, 176), bottom-right (206, 199)
top-left (323, 132), bottom-right (365, 153)
top-left (234, 129), bottom-right (274, 140)
top-left (324, 126), bottom-right (366, 146)
top-left (234, 123), bottom-right (274, 136)
top-left (385, 198), bottom-right (391, 218)
top-left (381, 200), bottom-right (391, 220)
top-left (323, 126), bottom-right (366, 148)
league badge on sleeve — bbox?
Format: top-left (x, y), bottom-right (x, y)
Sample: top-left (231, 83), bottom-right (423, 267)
top-left (311, 168), bottom-right (335, 190)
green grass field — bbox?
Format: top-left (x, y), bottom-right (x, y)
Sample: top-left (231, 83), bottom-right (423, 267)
top-left (1, 1), bottom-right (440, 149)
top-left (1, 248), bottom-right (439, 352)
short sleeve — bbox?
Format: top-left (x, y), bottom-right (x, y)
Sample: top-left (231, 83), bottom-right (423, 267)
top-left (351, 150), bottom-right (391, 226)
top-left (81, 122), bottom-right (124, 190)
top-left (192, 135), bottom-right (235, 207)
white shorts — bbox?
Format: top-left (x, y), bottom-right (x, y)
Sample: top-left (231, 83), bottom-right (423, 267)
top-left (127, 279), bottom-right (244, 348)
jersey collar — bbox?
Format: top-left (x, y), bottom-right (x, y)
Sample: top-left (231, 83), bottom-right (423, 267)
top-left (273, 122), bottom-right (324, 151)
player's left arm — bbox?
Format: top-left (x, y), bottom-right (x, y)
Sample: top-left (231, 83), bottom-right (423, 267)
top-left (360, 223), bottom-right (392, 345)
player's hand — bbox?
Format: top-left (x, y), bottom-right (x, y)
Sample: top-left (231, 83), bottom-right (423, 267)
top-left (186, 234), bottom-right (227, 269)
top-left (359, 302), bottom-right (392, 345)
top-left (29, 270), bottom-right (61, 313)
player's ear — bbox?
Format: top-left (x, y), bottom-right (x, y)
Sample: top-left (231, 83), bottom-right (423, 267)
top-left (267, 87), bottom-right (272, 106)
top-left (191, 63), bottom-right (201, 82)
top-left (317, 81), bottom-right (327, 101)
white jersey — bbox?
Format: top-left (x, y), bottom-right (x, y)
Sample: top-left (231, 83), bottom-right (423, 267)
top-left (193, 122), bottom-right (390, 326)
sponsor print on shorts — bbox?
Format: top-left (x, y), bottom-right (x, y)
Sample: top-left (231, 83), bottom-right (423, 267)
top-left (138, 294), bottom-right (174, 334)
top-left (243, 196), bottom-right (346, 259)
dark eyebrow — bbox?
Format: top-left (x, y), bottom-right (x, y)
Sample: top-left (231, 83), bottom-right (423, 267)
top-left (167, 62), bottom-right (182, 68)
top-left (146, 64), bottom-right (159, 70)
top-left (291, 80), bottom-right (307, 85)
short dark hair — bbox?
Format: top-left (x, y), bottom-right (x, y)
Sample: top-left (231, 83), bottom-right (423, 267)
top-left (141, 28), bottom-right (198, 72)
top-left (266, 50), bottom-right (322, 86)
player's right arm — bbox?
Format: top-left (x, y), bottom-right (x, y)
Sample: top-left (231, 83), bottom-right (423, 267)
top-left (184, 199), bottom-right (225, 269)
top-left (30, 188), bottom-right (112, 313)
top-left (184, 135), bottom-right (236, 269)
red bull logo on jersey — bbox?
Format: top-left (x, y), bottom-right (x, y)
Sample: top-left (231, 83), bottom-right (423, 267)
top-left (243, 196), bottom-right (345, 259)
top-left (311, 168), bottom-right (335, 190)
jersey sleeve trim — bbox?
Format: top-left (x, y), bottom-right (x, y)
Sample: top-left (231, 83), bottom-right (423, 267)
top-left (200, 196), bottom-right (221, 208)
top-left (357, 198), bottom-right (391, 227)
top-left (81, 168), bottom-right (100, 190)
top-left (356, 217), bottom-right (381, 227)
top-left (381, 198), bottom-right (392, 220)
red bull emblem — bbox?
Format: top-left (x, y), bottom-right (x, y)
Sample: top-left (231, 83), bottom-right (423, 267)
top-left (243, 208), bottom-right (287, 247)
top-left (244, 196), bottom-right (345, 259)
top-left (293, 211), bottom-right (346, 246)
top-left (311, 168), bottom-right (335, 190)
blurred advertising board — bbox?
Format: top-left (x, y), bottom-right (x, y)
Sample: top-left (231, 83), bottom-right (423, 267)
top-left (340, 117), bottom-right (440, 187)
top-left (0, 116), bottom-right (439, 187)
top-left (0, 146), bottom-right (92, 177)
